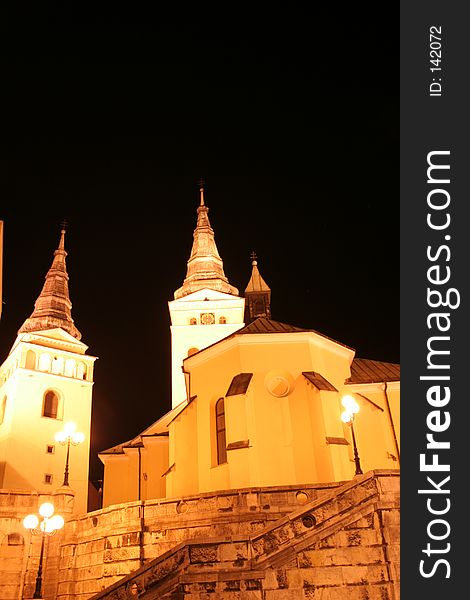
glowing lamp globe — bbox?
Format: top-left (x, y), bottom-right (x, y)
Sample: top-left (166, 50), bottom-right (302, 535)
top-left (23, 514), bottom-right (39, 530)
top-left (63, 421), bottom-right (77, 436)
top-left (55, 431), bottom-right (66, 443)
top-left (49, 515), bottom-right (65, 531)
top-left (73, 431), bottom-right (85, 444)
top-left (341, 395), bottom-right (360, 414)
top-left (39, 502), bottom-right (55, 518)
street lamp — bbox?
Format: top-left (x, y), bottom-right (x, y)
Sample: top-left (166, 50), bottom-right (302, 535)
top-left (55, 421), bottom-right (85, 487)
top-left (341, 394), bottom-right (363, 476)
top-left (23, 502), bottom-right (64, 599)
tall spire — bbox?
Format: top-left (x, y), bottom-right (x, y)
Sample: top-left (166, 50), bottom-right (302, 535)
top-left (174, 182), bottom-right (239, 299)
top-left (18, 225), bottom-right (82, 339)
top-left (244, 252), bottom-right (271, 323)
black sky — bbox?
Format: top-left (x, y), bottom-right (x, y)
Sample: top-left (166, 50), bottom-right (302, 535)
top-left (2, 8), bottom-right (398, 483)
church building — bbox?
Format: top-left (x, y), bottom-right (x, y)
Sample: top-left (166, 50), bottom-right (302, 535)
top-left (98, 184), bottom-right (400, 509)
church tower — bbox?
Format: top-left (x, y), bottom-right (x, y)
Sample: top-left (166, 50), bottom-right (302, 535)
top-left (168, 183), bottom-right (245, 407)
top-left (0, 228), bottom-right (96, 515)
top-left (244, 252), bottom-right (271, 323)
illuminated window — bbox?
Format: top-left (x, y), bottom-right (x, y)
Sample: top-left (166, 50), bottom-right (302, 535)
top-left (25, 350), bottom-right (37, 370)
top-left (38, 353), bottom-right (52, 372)
top-left (219, 316), bottom-right (227, 324)
top-left (216, 398), bottom-right (227, 465)
top-left (0, 396), bottom-right (6, 425)
top-left (65, 358), bottom-right (76, 377)
top-left (42, 391), bottom-right (59, 419)
top-left (52, 356), bottom-right (64, 375)
top-left (44, 474), bottom-right (53, 485)
top-left (76, 362), bottom-right (87, 380)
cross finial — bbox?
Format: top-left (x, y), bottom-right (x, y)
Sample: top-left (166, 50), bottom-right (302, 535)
top-left (198, 178), bottom-right (205, 206)
top-left (57, 219), bottom-right (68, 251)
top-left (250, 251), bottom-right (257, 265)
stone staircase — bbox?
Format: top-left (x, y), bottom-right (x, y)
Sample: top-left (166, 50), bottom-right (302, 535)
top-left (88, 470), bottom-right (400, 600)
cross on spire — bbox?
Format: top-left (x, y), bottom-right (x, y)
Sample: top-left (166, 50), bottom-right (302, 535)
top-left (250, 251), bottom-right (257, 264)
top-left (198, 178), bottom-right (205, 206)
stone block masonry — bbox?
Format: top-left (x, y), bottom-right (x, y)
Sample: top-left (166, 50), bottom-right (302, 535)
top-left (87, 470), bottom-right (399, 600)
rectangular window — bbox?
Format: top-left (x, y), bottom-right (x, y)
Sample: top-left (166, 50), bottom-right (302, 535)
top-left (46, 445), bottom-right (55, 454)
top-left (44, 474), bottom-right (53, 485)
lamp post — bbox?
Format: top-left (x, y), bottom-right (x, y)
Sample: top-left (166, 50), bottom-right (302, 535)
top-left (23, 502), bottom-right (64, 599)
top-left (341, 395), bottom-right (363, 476)
top-left (55, 421), bottom-right (85, 486)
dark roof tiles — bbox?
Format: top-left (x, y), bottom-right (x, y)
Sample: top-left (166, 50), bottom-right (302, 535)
top-left (347, 358), bottom-right (400, 384)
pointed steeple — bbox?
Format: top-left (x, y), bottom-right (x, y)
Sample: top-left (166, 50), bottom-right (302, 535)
top-left (244, 252), bottom-right (271, 323)
top-left (18, 226), bottom-right (82, 339)
top-left (174, 181), bottom-right (239, 299)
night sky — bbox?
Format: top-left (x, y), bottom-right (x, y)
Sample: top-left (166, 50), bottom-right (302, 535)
top-left (2, 8), bottom-right (398, 484)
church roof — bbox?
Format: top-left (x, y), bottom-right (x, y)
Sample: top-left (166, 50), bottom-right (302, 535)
top-left (346, 358), bottom-right (400, 384)
top-left (234, 317), bottom-right (354, 350)
top-left (174, 183), bottom-right (239, 299)
top-left (237, 317), bottom-right (306, 335)
top-left (18, 228), bottom-right (82, 340)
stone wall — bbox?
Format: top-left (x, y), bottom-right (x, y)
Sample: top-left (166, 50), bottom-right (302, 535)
top-left (57, 479), bottom-right (344, 598)
top-left (88, 470), bottom-right (400, 600)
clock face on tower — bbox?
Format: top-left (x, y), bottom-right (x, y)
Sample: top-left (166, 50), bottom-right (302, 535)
top-left (200, 312), bottom-right (215, 325)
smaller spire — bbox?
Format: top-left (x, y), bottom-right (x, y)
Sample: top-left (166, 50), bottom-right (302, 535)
top-left (244, 252), bottom-right (271, 323)
top-left (245, 252), bottom-right (270, 293)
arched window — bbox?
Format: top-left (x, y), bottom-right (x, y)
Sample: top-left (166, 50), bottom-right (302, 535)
top-left (25, 350), bottom-right (36, 370)
top-left (216, 398), bottom-right (227, 465)
top-left (219, 316), bottom-right (227, 324)
top-left (76, 362), bottom-right (87, 380)
top-left (64, 359), bottom-right (76, 377)
top-left (38, 353), bottom-right (52, 372)
top-left (52, 356), bottom-right (64, 375)
top-left (0, 396), bottom-right (6, 425)
top-left (42, 391), bottom-right (59, 419)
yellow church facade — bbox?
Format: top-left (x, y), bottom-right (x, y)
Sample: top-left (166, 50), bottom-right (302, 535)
top-left (166, 320), bottom-right (400, 499)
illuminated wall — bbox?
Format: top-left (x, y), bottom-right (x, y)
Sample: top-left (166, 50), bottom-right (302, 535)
top-left (0, 328), bottom-right (96, 515)
top-left (165, 327), bottom-right (400, 498)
